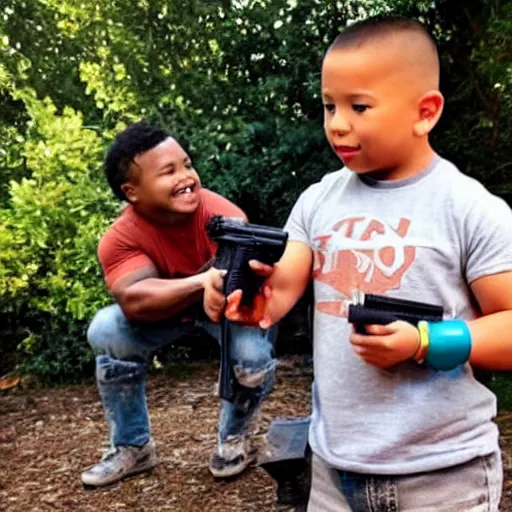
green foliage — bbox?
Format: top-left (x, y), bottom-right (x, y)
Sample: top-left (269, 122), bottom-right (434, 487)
top-left (0, 0), bottom-right (511, 381)
top-left (0, 83), bottom-right (119, 379)
top-left (428, 0), bottom-right (512, 193)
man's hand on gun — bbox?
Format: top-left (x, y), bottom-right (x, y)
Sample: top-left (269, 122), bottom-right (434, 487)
top-left (203, 267), bottom-right (227, 323)
top-left (203, 260), bottom-right (274, 328)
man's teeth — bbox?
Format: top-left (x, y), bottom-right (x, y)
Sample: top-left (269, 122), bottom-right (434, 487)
top-left (179, 186), bottom-right (192, 194)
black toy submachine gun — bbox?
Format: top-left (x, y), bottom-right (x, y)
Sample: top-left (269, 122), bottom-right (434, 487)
top-left (206, 215), bottom-right (288, 402)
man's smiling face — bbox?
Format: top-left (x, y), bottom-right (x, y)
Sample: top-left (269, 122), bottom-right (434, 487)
top-left (121, 137), bottom-right (201, 223)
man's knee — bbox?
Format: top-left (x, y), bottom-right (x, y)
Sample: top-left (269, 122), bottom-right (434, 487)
top-left (87, 305), bottom-right (132, 356)
top-left (234, 359), bottom-right (276, 388)
top-left (231, 325), bottom-right (277, 388)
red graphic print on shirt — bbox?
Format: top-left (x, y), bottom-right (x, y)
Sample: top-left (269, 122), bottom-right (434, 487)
top-left (312, 216), bottom-right (416, 317)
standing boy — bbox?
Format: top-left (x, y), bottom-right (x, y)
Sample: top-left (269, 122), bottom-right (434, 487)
top-left (205, 17), bottom-right (512, 511)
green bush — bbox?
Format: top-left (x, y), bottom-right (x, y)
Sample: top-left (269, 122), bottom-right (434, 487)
top-left (0, 86), bottom-right (119, 380)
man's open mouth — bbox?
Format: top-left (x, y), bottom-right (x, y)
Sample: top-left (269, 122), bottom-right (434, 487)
top-left (173, 183), bottom-right (196, 196)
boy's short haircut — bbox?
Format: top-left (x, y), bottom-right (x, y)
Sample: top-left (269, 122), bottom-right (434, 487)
top-left (329, 16), bottom-right (440, 88)
top-left (331, 16), bottom-right (437, 54)
top-left (104, 121), bottom-right (169, 201)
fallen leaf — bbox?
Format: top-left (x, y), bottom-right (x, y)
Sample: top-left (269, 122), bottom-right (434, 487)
top-left (0, 373), bottom-right (21, 390)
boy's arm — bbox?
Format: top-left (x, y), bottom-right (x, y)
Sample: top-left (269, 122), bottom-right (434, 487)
top-left (203, 241), bottom-right (312, 327)
top-left (255, 240), bottom-right (313, 328)
top-left (468, 270), bottom-right (512, 370)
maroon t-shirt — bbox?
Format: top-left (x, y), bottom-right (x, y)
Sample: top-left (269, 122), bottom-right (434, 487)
top-left (98, 188), bottom-right (245, 291)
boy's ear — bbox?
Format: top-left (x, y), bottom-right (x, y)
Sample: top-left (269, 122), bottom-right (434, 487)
top-left (413, 90), bottom-right (444, 137)
top-left (120, 181), bottom-right (138, 203)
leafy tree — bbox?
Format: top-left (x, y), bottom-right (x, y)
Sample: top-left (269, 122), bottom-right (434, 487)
top-left (0, 0), bottom-right (510, 380)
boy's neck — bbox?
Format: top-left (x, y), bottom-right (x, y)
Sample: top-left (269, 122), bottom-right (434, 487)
top-left (365, 143), bottom-right (437, 182)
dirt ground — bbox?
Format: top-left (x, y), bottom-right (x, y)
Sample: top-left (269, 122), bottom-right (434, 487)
top-left (1, 356), bottom-right (511, 512)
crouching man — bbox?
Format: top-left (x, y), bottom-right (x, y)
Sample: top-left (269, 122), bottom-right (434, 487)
top-left (81, 122), bottom-right (276, 487)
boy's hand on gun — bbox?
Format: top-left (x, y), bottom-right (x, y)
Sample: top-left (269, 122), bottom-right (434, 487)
top-left (203, 260), bottom-right (274, 327)
top-left (349, 321), bottom-right (420, 368)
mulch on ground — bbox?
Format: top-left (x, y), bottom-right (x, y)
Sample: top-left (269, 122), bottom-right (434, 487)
top-left (0, 356), bottom-right (511, 511)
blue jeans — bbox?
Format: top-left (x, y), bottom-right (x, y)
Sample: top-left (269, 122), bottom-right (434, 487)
top-left (308, 452), bottom-right (502, 511)
top-left (87, 304), bottom-right (277, 447)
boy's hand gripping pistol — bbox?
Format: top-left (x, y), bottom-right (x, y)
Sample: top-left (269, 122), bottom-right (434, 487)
top-left (206, 216), bottom-right (288, 402)
top-left (347, 293), bottom-right (444, 333)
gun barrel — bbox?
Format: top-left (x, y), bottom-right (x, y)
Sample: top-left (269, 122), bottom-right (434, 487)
top-left (213, 234), bottom-right (287, 248)
top-left (348, 305), bottom-right (443, 327)
top-left (206, 216), bottom-right (288, 243)
top-left (363, 294), bottom-right (443, 317)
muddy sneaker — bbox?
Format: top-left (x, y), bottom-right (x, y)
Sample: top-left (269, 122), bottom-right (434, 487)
top-left (81, 439), bottom-right (157, 488)
top-left (209, 435), bottom-right (255, 478)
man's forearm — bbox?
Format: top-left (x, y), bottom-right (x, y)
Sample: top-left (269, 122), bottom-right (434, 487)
top-left (469, 310), bottom-right (512, 370)
top-left (118, 273), bottom-right (207, 322)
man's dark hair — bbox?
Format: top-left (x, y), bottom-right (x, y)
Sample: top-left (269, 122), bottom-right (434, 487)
top-left (104, 121), bottom-right (169, 201)
top-left (331, 15), bottom-right (437, 55)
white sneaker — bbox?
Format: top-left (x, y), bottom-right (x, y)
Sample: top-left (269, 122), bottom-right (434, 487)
top-left (209, 435), bottom-right (255, 478)
top-left (81, 439), bottom-right (157, 487)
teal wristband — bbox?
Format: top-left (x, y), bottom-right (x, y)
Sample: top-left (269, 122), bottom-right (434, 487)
top-left (425, 320), bottom-right (472, 371)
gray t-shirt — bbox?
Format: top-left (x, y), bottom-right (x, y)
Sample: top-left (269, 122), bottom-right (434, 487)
top-left (284, 157), bottom-right (512, 474)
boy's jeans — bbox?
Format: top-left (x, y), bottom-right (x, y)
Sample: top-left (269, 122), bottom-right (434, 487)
top-left (308, 452), bottom-right (502, 512)
top-left (87, 304), bottom-right (277, 447)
